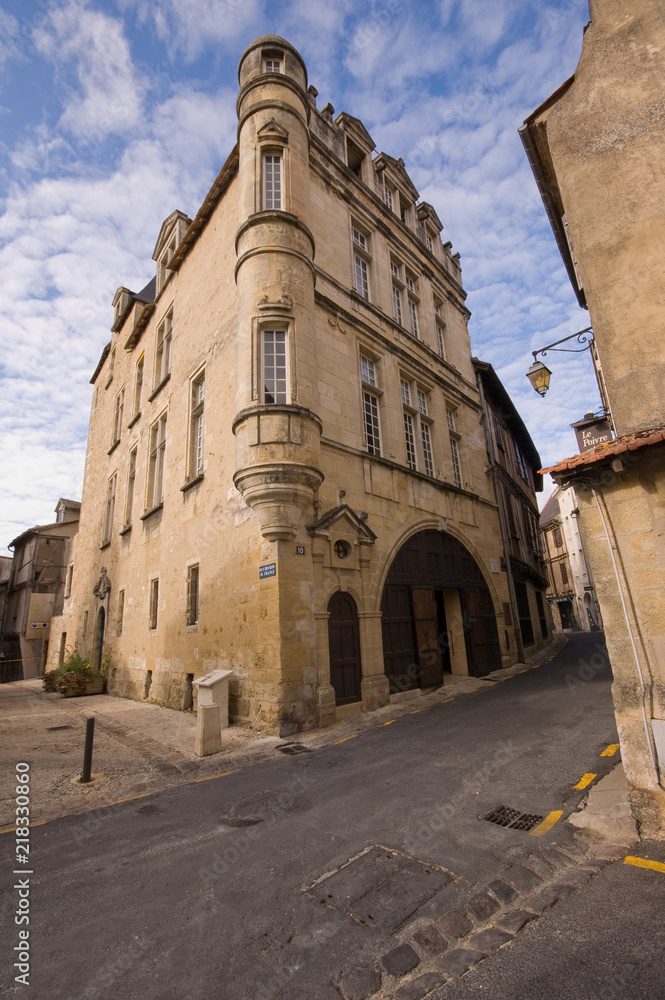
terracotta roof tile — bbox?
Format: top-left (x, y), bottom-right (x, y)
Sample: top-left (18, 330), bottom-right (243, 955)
top-left (541, 427), bottom-right (665, 476)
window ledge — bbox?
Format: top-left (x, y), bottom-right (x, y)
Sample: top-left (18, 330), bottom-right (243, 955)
top-left (148, 373), bottom-right (171, 403)
top-left (100, 540), bottom-right (111, 550)
top-left (140, 503), bottom-right (163, 522)
top-left (180, 473), bottom-right (204, 493)
top-left (128, 412), bottom-right (141, 430)
top-left (108, 439), bottom-right (120, 456)
top-left (361, 380), bottom-right (383, 396)
top-left (119, 523), bottom-right (132, 537)
top-left (186, 623), bottom-right (199, 632)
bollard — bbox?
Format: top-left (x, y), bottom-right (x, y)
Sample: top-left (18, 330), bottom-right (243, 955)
top-left (81, 717), bottom-right (95, 783)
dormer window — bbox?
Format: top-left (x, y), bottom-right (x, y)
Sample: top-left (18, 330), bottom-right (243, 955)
top-left (346, 139), bottom-right (365, 180)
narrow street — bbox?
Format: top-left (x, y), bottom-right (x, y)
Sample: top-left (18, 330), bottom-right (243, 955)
top-left (3, 633), bottom-right (659, 1000)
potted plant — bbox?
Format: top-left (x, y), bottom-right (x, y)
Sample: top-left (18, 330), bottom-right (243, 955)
top-left (43, 650), bottom-right (104, 698)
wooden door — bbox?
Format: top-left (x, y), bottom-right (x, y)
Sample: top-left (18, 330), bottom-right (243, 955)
top-left (381, 585), bottom-right (420, 693)
top-left (462, 589), bottom-right (501, 677)
top-left (411, 588), bottom-right (443, 688)
top-left (328, 592), bottom-right (362, 705)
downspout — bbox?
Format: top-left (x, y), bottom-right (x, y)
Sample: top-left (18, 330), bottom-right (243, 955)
top-left (476, 375), bottom-right (524, 663)
top-left (592, 487), bottom-right (662, 789)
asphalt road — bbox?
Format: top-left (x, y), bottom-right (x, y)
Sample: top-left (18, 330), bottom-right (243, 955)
top-left (3, 633), bottom-right (650, 1000)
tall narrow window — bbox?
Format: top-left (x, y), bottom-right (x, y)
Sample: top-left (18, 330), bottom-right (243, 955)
top-left (263, 154), bottom-right (282, 210)
top-left (147, 413), bottom-right (167, 509)
top-left (189, 372), bottom-right (205, 478)
top-left (262, 331), bottom-right (288, 404)
top-left (64, 564), bottom-right (73, 599)
top-left (149, 579), bottom-right (159, 630)
top-left (111, 388), bottom-right (124, 446)
top-left (352, 227), bottom-right (371, 300)
top-left (560, 562), bottom-right (569, 586)
top-left (82, 610), bottom-right (88, 639)
top-left (417, 390), bottom-right (429, 416)
top-left (116, 589), bottom-right (125, 636)
top-left (384, 185), bottom-right (393, 211)
top-left (102, 473), bottom-right (117, 544)
top-left (107, 347), bottom-right (116, 384)
top-left (400, 379), bottom-right (411, 406)
top-left (133, 355), bottom-right (144, 418)
top-left (392, 284), bottom-right (403, 325)
top-left (58, 632), bottom-right (67, 665)
top-left (447, 408), bottom-right (462, 488)
top-left (403, 412), bottom-right (416, 469)
top-left (362, 391), bottom-right (381, 456)
top-left (155, 311), bottom-right (172, 387)
top-left (436, 324), bottom-right (446, 357)
top-left (408, 299), bottom-right (419, 338)
top-left (354, 255), bottom-right (369, 299)
top-left (187, 564), bottom-right (199, 626)
top-left (421, 422), bottom-right (434, 477)
top-left (360, 355), bottom-right (377, 387)
top-left (125, 445), bottom-right (137, 525)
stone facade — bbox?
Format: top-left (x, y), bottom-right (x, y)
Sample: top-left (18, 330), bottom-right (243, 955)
top-left (522, 2), bottom-right (665, 836)
top-left (49, 36), bottom-right (539, 735)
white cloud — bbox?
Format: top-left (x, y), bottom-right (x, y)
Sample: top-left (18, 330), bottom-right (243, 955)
top-left (119, 0), bottom-right (266, 62)
top-left (33, 0), bottom-right (145, 137)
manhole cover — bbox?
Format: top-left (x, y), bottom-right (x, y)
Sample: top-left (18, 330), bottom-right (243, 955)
top-left (277, 743), bottom-right (312, 755)
top-left (46, 725), bottom-right (73, 731)
top-left (482, 805), bottom-right (544, 832)
top-left (307, 846), bottom-right (454, 932)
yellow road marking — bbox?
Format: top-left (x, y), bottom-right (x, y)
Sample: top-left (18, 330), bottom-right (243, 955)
top-left (383, 719), bottom-right (396, 726)
top-left (0, 819), bottom-right (49, 836)
top-left (334, 734), bottom-right (358, 744)
top-left (529, 810), bottom-right (563, 837)
top-left (442, 697), bottom-right (455, 703)
top-left (574, 773), bottom-right (597, 791)
top-left (194, 770), bottom-right (239, 783)
top-left (624, 856), bottom-right (665, 874)
top-left (411, 708), bottom-right (426, 714)
top-left (601, 743), bottom-right (620, 757)
top-left (108, 791), bottom-right (155, 804)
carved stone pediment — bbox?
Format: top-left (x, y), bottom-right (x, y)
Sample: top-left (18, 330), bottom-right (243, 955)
top-left (257, 117), bottom-right (289, 145)
top-left (307, 505), bottom-right (376, 544)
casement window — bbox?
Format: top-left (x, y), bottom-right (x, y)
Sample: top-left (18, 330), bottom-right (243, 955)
top-left (408, 299), bottom-right (419, 338)
top-left (155, 311), bottom-right (172, 387)
top-left (263, 154), bottom-right (282, 210)
top-left (417, 389), bottom-right (429, 416)
top-left (426, 232), bottom-right (433, 253)
top-left (149, 579), bottom-right (159, 630)
top-left (133, 355), bottom-right (144, 418)
top-left (446, 407), bottom-right (462, 488)
top-left (111, 387), bottom-right (124, 446)
top-left (359, 354), bottom-right (381, 456)
top-left (436, 324), bottom-right (446, 358)
top-left (400, 379), bottom-right (411, 406)
top-left (64, 564), bottom-right (73, 599)
top-left (384, 185), bottom-right (394, 211)
top-left (263, 52), bottom-right (283, 73)
top-left (403, 412), bottom-right (417, 470)
top-left (352, 225), bottom-right (371, 300)
top-left (552, 526), bottom-right (563, 548)
top-left (421, 422), bottom-right (434, 477)
top-left (102, 473), bottom-right (117, 545)
top-left (188, 371), bottom-right (205, 478)
top-left (560, 562), bottom-right (569, 586)
top-left (116, 589), bottom-right (125, 636)
top-left (515, 443), bottom-right (531, 483)
top-left (392, 284), bottom-right (403, 325)
top-left (186, 564), bottom-right (199, 626)
top-left (261, 330), bottom-right (288, 404)
top-left (147, 413), bottom-right (167, 509)
top-left (125, 445), bottom-right (137, 525)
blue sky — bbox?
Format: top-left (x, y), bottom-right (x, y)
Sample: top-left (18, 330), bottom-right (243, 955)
top-left (0, 0), bottom-right (597, 553)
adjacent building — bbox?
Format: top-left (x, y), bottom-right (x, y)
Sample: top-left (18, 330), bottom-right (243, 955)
top-left (0, 499), bottom-right (80, 680)
top-left (539, 486), bottom-right (601, 632)
top-left (48, 36), bottom-right (547, 735)
top-left (521, 1), bottom-right (665, 836)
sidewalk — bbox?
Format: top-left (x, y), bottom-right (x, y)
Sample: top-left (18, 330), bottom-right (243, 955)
top-left (0, 635), bottom-right (567, 829)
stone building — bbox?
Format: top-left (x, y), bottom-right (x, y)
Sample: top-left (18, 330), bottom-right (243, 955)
top-left (539, 486), bottom-right (601, 632)
top-left (49, 36), bottom-right (543, 734)
top-left (0, 499), bottom-right (80, 680)
top-left (474, 360), bottom-right (550, 660)
top-left (521, 1), bottom-right (665, 835)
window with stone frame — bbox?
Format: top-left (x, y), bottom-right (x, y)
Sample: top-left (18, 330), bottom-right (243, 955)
top-left (352, 224), bottom-right (371, 300)
top-left (360, 354), bottom-right (381, 456)
top-left (149, 578), bottom-right (159, 630)
top-left (263, 54), bottom-right (283, 73)
top-left (116, 589), bottom-right (125, 636)
top-left (64, 563), bottom-right (73, 599)
top-left (188, 370), bottom-right (205, 478)
top-left (263, 154), bottom-right (282, 210)
top-left (147, 412), bottom-right (167, 510)
top-left (102, 472), bottom-right (117, 545)
top-left (186, 564), bottom-right (200, 626)
top-left (133, 354), bottom-right (144, 419)
top-left (446, 407), bottom-right (462, 488)
top-left (124, 445), bottom-right (137, 526)
top-left (111, 387), bottom-right (124, 447)
top-left (154, 310), bottom-right (172, 388)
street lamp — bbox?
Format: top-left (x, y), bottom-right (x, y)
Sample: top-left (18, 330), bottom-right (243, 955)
top-left (525, 325), bottom-right (614, 431)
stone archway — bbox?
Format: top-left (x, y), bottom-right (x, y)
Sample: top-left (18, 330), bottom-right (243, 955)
top-left (380, 529), bottom-right (501, 692)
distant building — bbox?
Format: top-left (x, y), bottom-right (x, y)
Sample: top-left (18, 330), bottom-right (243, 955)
top-left (521, 1), bottom-right (665, 836)
top-left (0, 499), bottom-right (80, 680)
top-left (539, 486), bottom-right (601, 632)
top-left (474, 360), bottom-right (551, 660)
top-left (48, 36), bottom-right (547, 734)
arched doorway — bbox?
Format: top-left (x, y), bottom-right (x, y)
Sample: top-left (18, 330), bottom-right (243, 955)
top-left (94, 606), bottom-right (105, 672)
top-left (327, 592), bottom-right (362, 705)
top-left (381, 530), bottom-right (501, 691)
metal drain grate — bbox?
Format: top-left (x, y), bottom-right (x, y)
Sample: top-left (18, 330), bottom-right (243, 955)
top-left (46, 725), bottom-right (73, 731)
top-left (277, 742), bottom-right (313, 755)
top-left (482, 805), bottom-right (544, 832)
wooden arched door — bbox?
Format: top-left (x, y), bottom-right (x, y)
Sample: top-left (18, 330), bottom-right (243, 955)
top-left (328, 592), bottom-right (362, 706)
